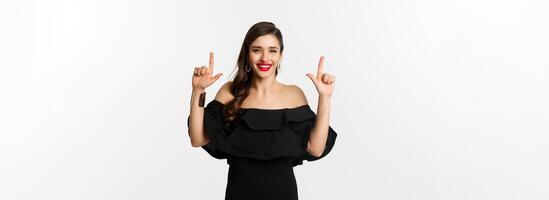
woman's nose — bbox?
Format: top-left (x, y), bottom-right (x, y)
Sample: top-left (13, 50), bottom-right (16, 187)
top-left (260, 54), bottom-right (269, 62)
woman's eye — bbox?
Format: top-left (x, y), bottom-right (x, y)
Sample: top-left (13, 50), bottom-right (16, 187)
top-left (270, 50), bottom-right (277, 53)
top-left (252, 49), bottom-right (260, 53)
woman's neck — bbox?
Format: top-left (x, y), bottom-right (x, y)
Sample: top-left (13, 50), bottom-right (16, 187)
top-left (250, 76), bottom-right (280, 97)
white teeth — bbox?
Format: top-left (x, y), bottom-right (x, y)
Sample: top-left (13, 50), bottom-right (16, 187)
top-left (259, 65), bottom-right (271, 68)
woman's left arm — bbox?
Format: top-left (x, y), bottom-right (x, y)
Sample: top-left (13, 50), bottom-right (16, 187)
top-left (307, 95), bottom-right (332, 157)
top-left (305, 56), bottom-right (336, 157)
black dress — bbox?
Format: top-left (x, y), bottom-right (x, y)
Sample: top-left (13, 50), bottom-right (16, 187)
top-left (188, 99), bottom-right (337, 200)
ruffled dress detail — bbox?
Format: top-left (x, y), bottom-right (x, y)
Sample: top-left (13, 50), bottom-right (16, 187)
top-left (189, 99), bottom-right (337, 167)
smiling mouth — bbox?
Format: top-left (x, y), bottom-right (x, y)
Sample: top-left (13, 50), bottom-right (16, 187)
top-left (257, 63), bottom-right (272, 71)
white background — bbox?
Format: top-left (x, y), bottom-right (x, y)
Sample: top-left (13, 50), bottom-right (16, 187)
top-left (1, 0), bottom-right (548, 199)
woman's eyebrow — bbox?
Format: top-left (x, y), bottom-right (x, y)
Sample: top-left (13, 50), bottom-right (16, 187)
top-left (250, 46), bottom-right (279, 49)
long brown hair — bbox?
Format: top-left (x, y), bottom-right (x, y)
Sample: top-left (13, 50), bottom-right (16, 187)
top-left (223, 21), bottom-right (284, 124)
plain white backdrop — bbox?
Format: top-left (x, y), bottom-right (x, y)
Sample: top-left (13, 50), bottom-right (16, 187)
top-left (1, 0), bottom-right (548, 199)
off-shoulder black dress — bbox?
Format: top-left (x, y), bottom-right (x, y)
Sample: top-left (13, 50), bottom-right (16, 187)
top-left (188, 99), bottom-right (337, 200)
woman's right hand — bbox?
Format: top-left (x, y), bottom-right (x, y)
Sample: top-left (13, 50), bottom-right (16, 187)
top-left (192, 52), bottom-right (223, 91)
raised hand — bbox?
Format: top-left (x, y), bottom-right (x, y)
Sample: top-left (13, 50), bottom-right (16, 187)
top-left (306, 56), bottom-right (336, 97)
top-left (192, 52), bottom-right (223, 91)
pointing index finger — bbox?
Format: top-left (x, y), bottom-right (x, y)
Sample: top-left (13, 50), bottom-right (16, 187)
top-left (317, 56), bottom-right (324, 78)
top-left (209, 52), bottom-right (214, 71)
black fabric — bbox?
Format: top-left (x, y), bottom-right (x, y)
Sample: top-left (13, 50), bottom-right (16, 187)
top-left (225, 156), bottom-right (298, 200)
top-left (187, 99), bottom-right (337, 200)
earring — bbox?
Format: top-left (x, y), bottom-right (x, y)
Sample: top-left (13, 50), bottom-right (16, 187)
top-left (277, 63), bottom-right (281, 72)
top-left (245, 64), bottom-right (251, 72)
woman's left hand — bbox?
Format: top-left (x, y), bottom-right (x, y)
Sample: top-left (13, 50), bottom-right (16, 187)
top-left (306, 56), bottom-right (336, 97)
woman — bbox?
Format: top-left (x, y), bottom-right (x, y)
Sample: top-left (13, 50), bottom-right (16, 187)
top-left (187, 21), bottom-right (338, 200)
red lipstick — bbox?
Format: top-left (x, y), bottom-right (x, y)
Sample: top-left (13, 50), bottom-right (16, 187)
top-left (257, 62), bottom-right (272, 72)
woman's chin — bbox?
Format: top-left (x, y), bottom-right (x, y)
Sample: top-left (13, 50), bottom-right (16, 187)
top-left (254, 70), bottom-right (273, 78)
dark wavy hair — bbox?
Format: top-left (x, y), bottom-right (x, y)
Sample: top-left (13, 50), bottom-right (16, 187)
top-left (223, 21), bottom-right (284, 124)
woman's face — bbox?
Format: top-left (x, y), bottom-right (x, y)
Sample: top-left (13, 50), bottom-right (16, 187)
top-left (248, 34), bottom-right (282, 78)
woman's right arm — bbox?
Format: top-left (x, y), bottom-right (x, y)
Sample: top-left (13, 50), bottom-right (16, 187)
top-left (188, 52), bottom-right (223, 147)
top-left (188, 87), bottom-right (208, 147)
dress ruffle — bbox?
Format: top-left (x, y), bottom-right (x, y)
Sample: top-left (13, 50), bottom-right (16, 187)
top-left (188, 99), bottom-right (337, 167)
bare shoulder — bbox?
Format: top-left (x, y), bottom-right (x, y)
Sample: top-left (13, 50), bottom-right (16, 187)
top-left (284, 84), bottom-right (308, 107)
top-left (214, 81), bottom-right (234, 105)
